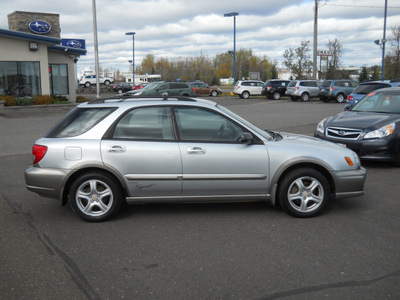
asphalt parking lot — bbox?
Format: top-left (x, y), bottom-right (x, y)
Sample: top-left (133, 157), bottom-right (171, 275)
top-left (0, 96), bottom-right (399, 299)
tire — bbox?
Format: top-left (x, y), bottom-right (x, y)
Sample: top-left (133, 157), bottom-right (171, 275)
top-left (242, 91), bottom-right (250, 99)
top-left (273, 92), bottom-right (281, 100)
top-left (118, 89), bottom-right (123, 94)
top-left (69, 172), bottom-right (122, 222)
top-left (84, 82), bottom-right (91, 88)
top-left (278, 168), bottom-right (330, 218)
top-left (290, 96), bottom-right (297, 101)
top-left (104, 80), bottom-right (110, 86)
top-left (211, 90), bottom-right (218, 97)
top-left (320, 97), bottom-right (329, 102)
top-left (301, 93), bottom-right (310, 101)
top-left (336, 93), bottom-right (345, 103)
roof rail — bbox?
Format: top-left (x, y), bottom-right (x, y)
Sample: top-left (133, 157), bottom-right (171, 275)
top-left (87, 95), bottom-right (197, 104)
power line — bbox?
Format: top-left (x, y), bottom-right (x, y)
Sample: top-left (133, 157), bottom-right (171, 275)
top-left (325, 3), bottom-right (400, 9)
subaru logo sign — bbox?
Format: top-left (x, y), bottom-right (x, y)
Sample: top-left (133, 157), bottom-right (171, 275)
top-left (67, 40), bottom-right (82, 48)
top-left (62, 39), bottom-right (86, 50)
top-left (28, 20), bottom-right (51, 34)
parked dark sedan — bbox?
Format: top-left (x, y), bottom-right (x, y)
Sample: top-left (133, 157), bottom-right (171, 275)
top-left (315, 87), bottom-right (400, 166)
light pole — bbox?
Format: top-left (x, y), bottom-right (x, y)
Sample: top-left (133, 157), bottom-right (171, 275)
top-left (92, 0), bottom-right (100, 98)
top-left (374, 0), bottom-right (388, 81)
top-left (224, 12), bottom-right (239, 85)
top-left (125, 32), bottom-right (136, 84)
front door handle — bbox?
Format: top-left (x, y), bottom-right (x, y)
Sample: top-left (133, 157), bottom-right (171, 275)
top-left (187, 147), bottom-right (205, 155)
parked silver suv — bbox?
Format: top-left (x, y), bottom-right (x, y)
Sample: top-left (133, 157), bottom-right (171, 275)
top-left (285, 80), bottom-right (320, 101)
top-left (233, 80), bottom-right (264, 98)
top-left (25, 95), bottom-right (365, 222)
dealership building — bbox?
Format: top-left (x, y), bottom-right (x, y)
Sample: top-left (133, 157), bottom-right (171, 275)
top-left (0, 11), bottom-right (86, 102)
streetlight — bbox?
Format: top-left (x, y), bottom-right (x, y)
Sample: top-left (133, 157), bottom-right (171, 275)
top-left (374, 0), bottom-right (388, 81)
top-left (224, 12), bottom-right (239, 85)
top-left (125, 32), bottom-right (136, 84)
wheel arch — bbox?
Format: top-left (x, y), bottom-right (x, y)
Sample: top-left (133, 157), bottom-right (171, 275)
top-left (269, 162), bottom-right (335, 205)
top-left (62, 167), bottom-right (127, 206)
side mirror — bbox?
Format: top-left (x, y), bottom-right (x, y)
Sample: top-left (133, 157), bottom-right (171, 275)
top-left (239, 132), bottom-right (253, 145)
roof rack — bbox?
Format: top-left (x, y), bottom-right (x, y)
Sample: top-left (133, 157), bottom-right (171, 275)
top-left (87, 95), bottom-right (197, 104)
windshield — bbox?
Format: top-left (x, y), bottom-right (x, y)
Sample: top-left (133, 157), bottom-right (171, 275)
top-left (351, 91), bottom-right (400, 113)
top-left (142, 82), bottom-right (162, 91)
top-left (217, 104), bottom-right (273, 140)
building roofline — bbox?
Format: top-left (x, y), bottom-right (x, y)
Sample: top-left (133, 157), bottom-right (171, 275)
top-left (48, 45), bottom-right (87, 55)
top-left (0, 28), bottom-right (60, 44)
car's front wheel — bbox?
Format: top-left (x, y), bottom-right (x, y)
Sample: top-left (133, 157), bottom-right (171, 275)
top-left (290, 96), bottom-right (297, 101)
top-left (69, 172), bottom-right (122, 222)
top-left (242, 91), bottom-right (250, 99)
top-left (278, 168), bottom-right (330, 218)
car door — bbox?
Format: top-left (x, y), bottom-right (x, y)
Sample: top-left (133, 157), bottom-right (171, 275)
top-left (309, 81), bottom-right (320, 97)
top-left (173, 106), bottom-right (270, 197)
top-left (101, 106), bottom-right (182, 197)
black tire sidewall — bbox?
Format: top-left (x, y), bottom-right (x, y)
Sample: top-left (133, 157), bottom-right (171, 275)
top-left (278, 168), bottom-right (330, 218)
top-left (69, 172), bottom-right (122, 222)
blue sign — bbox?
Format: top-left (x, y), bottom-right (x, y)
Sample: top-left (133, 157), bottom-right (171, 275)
top-left (28, 20), bottom-right (51, 34)
top-left (62, 39), bottom-right (86, 50)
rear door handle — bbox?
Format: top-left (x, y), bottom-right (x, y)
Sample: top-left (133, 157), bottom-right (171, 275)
top-left (187, 147), bottom-right (205, 155)
top-left (107, 145), bottom-right (126, 153)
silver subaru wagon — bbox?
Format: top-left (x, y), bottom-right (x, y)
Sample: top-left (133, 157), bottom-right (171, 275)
top-left (25, 96), bottom-right (366, 222)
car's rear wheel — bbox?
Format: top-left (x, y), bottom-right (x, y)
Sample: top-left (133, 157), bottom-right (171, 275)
top-left (242, 91), bottom-right (250, 99)
top-left (336, 93), bottom-right (345, 103)
top-left (104, 80), bottom-right (110, 86)
top-left (301, 93), bottom-right (310, 101)
top-left (69, 172), bottom-right (122, 222)
top-left (278, 168), bottom-right (330, 218)
top-left (117, 89), bottom-right (123, 94)
top-left (273, 92), bottom-right (281, 100)
top-left (211, 90), bottom-right (218, 97)
top-left (84, 82), bottom-right (91, 88)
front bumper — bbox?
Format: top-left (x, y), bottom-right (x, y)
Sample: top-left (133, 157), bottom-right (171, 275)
top-left (331, 167), bottom-right (366, 200)
top-left (314, 133), bottom-right (399, 162)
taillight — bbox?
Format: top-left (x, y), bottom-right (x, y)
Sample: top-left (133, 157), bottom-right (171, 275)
top-left (295, 87), bottom-right (299, 90)
top-left (267, 86), bottom-right (272, 90)
top-left (347, 95), bottom-right (353, 102)
top-left (191, 88), bottom-right (195, 92)
top-left (32, 145), bottom-right (47, 164)
top-left (330, 87), bottom-right (334, 91)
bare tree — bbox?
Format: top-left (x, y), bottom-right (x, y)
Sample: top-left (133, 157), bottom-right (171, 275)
top-left (283, 40), bottom-right (312, 79)
top-left (385, 24), bottom-right (400, 79)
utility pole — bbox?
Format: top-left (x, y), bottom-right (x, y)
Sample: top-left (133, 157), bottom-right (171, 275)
top-left (92, 0), bottom-right (100, 98)
top-left (313, 0), bottom-right (318, 80)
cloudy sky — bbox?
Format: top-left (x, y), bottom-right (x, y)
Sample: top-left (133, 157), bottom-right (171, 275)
top-left (1, 0), bottom-right (400, 75)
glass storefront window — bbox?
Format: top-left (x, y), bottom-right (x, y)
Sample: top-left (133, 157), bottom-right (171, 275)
top-left (0, 61), bottom-right (41, 97)
top-left (49, 64), bottom-right (68, 95)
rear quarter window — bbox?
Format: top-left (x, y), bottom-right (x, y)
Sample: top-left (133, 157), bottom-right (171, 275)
top-left (46, 107), bottom-right (115, 138)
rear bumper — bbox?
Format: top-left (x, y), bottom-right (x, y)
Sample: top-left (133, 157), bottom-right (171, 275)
top-left (25, 165), bottom-right (72, 200)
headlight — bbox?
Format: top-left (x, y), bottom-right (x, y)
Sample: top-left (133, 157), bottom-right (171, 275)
top-left (316, 118), bottom-right (326, 134)
top-left (364, 123), bottom-right (395, 139)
